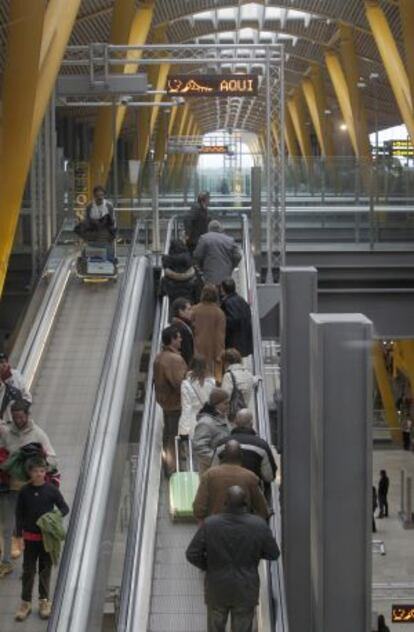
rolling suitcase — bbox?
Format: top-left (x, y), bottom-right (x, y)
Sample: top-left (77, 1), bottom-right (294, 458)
top-left (169, 436), bottom-right (199, 522)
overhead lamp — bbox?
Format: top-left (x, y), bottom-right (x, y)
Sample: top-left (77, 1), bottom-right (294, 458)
top-left (324, 109), bottom-right (332, 115)
top-left (369, 72), bottom-right (380, 80)
top-left (357, 81), bottom-right (367, 88)
top-left (339, 123), bottom-right (347, 131)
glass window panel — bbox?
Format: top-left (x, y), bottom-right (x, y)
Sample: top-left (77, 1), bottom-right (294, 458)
top-left (193, 10), bottom-right (214, 21)
top-left (240, 3), bottom-right (261, 20)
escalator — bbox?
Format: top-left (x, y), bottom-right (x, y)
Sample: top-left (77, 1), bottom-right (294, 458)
top-left (118, 216), bottom-right (288, 632)
top-left (0, 222), bottom-right (155, 631)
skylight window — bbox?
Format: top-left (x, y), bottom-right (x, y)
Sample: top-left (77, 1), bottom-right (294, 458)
top-left (193, 10), bottom-right (214, 21)
top-left (217, 8), bottom-right (237, 21)
top-left (241, 3), bottom-right (261, 20)
top-left (239, 27), bottom-right (256, 41)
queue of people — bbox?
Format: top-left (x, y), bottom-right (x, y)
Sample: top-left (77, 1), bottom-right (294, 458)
top-left (155, 198), bottom-right (279, 631)
top-left (0, 355), bottom-right (68, 622)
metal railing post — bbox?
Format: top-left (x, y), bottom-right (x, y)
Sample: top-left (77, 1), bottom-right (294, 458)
top-left (151, 161), bottom-right (161, 252)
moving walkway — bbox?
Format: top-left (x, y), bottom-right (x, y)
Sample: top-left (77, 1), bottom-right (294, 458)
top-left (118, 216), bottom-right (288, 632)
top-left (0, 222), bottom-right (154, 631)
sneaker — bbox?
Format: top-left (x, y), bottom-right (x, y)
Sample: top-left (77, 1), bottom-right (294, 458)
top-left (39, 599), bottom-right (51, 620)
top-left (0, 561), bottom-right (13, 578)
top-left (15, 601), bottom-right (32, 621)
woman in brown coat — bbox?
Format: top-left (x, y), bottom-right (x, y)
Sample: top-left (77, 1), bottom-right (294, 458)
top-left (192, 284), bottom-right (226, 382)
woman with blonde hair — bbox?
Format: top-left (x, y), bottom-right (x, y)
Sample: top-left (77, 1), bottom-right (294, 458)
top-left (191, 284), bottom-right (226, 381)
top-left (178, 355), bottom-right (215, 438)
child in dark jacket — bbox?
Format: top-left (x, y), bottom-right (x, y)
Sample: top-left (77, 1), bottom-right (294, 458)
top-left (14, 456), bottom-right (69, 622)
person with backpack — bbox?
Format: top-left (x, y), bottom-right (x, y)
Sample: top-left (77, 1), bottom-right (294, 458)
top-left (14, 456), bottom-right (69, 621)
top-left (0, 352), bottom-right (32, 423)
top-left (0, 400), bottom-right (57, 579)
top-left (221, 348), bottom-right (257, 416)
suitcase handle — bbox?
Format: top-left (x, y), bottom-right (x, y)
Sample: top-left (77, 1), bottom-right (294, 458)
top-left (174, 435), bottom-right (194, 473)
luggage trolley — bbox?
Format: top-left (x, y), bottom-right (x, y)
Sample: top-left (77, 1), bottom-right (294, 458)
top-left (75, 228), bottom-right (118, 283)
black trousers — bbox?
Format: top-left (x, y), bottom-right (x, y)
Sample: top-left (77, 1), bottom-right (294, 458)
top-left (207, 605), bottom-right (255, 632)
top-left (22, 540), bottom-right (52, 602)
top-left (163, 411), bottom-right (180, 475)
top-left (379, 494), bottom-right (389, 517)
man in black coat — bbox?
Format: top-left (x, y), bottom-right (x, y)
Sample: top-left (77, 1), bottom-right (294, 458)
top-left (184, 191), bottom-right (210, 252)
top-left (212, 409), bottom-right (277, 484)
top-left (186, 485), bottom-right (280, 632)
top-left (170, 297), bottom-right (194, 366)
top-left (378, 469), bottom-right (389, 518)
top-left (220, 278), bottom-right (253, 357)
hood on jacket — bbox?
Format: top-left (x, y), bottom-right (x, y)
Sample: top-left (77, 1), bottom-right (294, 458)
top-left (10, 417), bottom-right (34, 436)
top-left (165, 267), bottom-right (195, 282)
top-left (162, 251), bottom-right (192, 273)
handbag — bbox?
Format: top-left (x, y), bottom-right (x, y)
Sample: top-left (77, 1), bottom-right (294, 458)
top-left (227, 370), bottom-right (246, 421)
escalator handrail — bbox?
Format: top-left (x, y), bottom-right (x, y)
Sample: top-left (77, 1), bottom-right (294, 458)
top-left (242, 214), bottom-right (289, 632)
top-left (117, 217), bottom-right (176, 631)
top-left (48, 219), bottom-right (149, 631)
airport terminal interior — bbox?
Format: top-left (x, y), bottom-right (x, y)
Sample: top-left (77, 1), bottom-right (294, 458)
top-left (0, 0), bottom-right (414, 631)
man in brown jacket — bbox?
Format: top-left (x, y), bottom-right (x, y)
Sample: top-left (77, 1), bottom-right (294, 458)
top-left (193, 440), bottom-right (268, 521)
top-left (154, 325), bottom-right (187, 476)
top-left (192, 284), bottom-right (226, 382)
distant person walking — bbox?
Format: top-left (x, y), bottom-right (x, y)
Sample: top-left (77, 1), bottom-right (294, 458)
top-left (194, 220), bottom-right (241, 286)
top-left (184, 191), bottom-right (210, 252)
top-left (401, 417), bottom-right (412, 451)
top-left (186, 485), bottom-right (279, 632)
top-left (378, 470), bottom-right (389, 518)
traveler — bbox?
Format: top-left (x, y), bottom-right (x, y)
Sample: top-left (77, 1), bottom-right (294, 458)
top-left (14, 456), bottom-right (69, 621)
top-left (372, 486), bottom-right (378, 533)
top-left (184, 191), bottom-right (210, 252)
top-left (221, 348), bottom-right (256, 412)
top-left (401, 417), bottom-right (412, 451)
top-left (160, 240), bottom-right (203, 308)
top-left (0, 400), bottom-right (57, 579)
top-left (170, 298), bottom-right (194, 366)
top-left (377, 614), bottom-right (390, 632)
top-left (378, 469), bottom-right (389, 518)
top-left (74, 185), bottom-right (116, 240)
top-left (220, 278), bottom-right (253, 357)
top-left (153, 325), bottom-right (187, 477)
top-left (193, 220), bottom-right (242, 285)
top-left (193, 441), bottom-right (269, 521)
top-left (178, 355), bottom-right (215, 439)
top-left (213, 409), bottom-right (277, 484)
top-left (192, 284), bottom-right (225, 381)
top-left (193, 388), bottom-right (230, 474)
top-left (187, 485), bottom-right (280, 632)
top-left (0, 352), bottom-right (32, 423)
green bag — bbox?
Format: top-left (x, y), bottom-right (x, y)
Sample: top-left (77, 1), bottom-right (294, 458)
top-left (169, 437), bottom-right (199, 522)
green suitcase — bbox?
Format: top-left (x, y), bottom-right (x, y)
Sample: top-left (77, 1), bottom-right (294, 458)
top-left (169, 437), bottom-right (199, 522)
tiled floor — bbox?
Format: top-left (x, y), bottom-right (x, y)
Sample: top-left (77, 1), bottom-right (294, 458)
top-left (373, 449), bottom-right (414, 630)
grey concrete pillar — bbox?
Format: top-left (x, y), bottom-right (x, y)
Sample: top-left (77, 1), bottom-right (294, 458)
top-left (309, 314), bottom-right (372, 632)
top-left (280, 266), bottom-right (318, 632)
top-left (251, 166), bottom-right (262, 259)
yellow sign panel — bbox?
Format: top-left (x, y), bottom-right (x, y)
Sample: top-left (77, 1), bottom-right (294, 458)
top-left (392, 605), bottom-right (414, 622)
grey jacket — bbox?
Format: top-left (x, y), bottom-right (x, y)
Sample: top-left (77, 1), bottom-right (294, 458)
top-left (193, 232), bottom-right (242, 285)
top-left (193, 409), bottom-right (230, 472)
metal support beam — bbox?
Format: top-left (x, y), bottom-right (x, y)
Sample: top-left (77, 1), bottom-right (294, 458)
top-left (287, 91), bottom-right (312, 158)
top-left (309, 313), bottom-right (372, 632)
top-left (339, 25), bottom-right (371, 158)
top-left (0, 0), bottom-right (47, 297)
top-left (88, 0), bottom-right (155, 189)
top-left (154, 110), bottom-right (170, 165)
top-left (325, 51), bottom-right (359, 156)
top-left (280, 267), bottom-right (318, 632)
top-left (365, 1), bottom-right (414, 142)
top-left (302, 65), bottom-right (335, 158)
top-left (372, 342), bottom-right (400, 445)
top-left (400, 0), bottom-right (414, 111)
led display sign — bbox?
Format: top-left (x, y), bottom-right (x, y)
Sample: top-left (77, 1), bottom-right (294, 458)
top-left (199, 145), bottom-right (229, 154)
top-left (392, 605), bottom-right (414, 623)
top-left (167, 74), bottom-right (258, 97)
top-left (386, 140), bottom-right (414, 158)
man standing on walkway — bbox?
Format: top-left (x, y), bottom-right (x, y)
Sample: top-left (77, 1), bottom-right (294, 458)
top-left (154, 325), bottom-right (187, 477)
top-left (186, 485), bottom-right (280, 632)
top-left (378, 469), bottom-right (389, 518)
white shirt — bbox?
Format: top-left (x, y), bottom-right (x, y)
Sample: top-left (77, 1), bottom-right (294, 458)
top-left (89, 199), bottom-right (110, 220)
top-left (0, 368), bottom-right (32, 422)
top-left (178, 376), bottom-right (215, 437)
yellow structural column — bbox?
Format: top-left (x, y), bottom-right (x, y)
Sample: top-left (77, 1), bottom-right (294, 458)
top-left (287, 91), bottom-right (313, 158)
top-left (400, 0), bottom-right (414, 112)
top-left (302, 65), bottom-right (335, 159)
top-left (365, 0), bottom-right (414, 142)
top-left (339, 25), bottom-right (371, 158)
top-left (372, 342), bottom-right (401, 444)
top-left (0, 1), bottom-right (46, 297)
top-left (89, 0), bottom-right (155, 189)
top-left (325, 51), bottom-right (359, 156)
top-left (285, 109), bottom-right (300, 158)
top-left (166, 102), bottom-right (189, 187)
